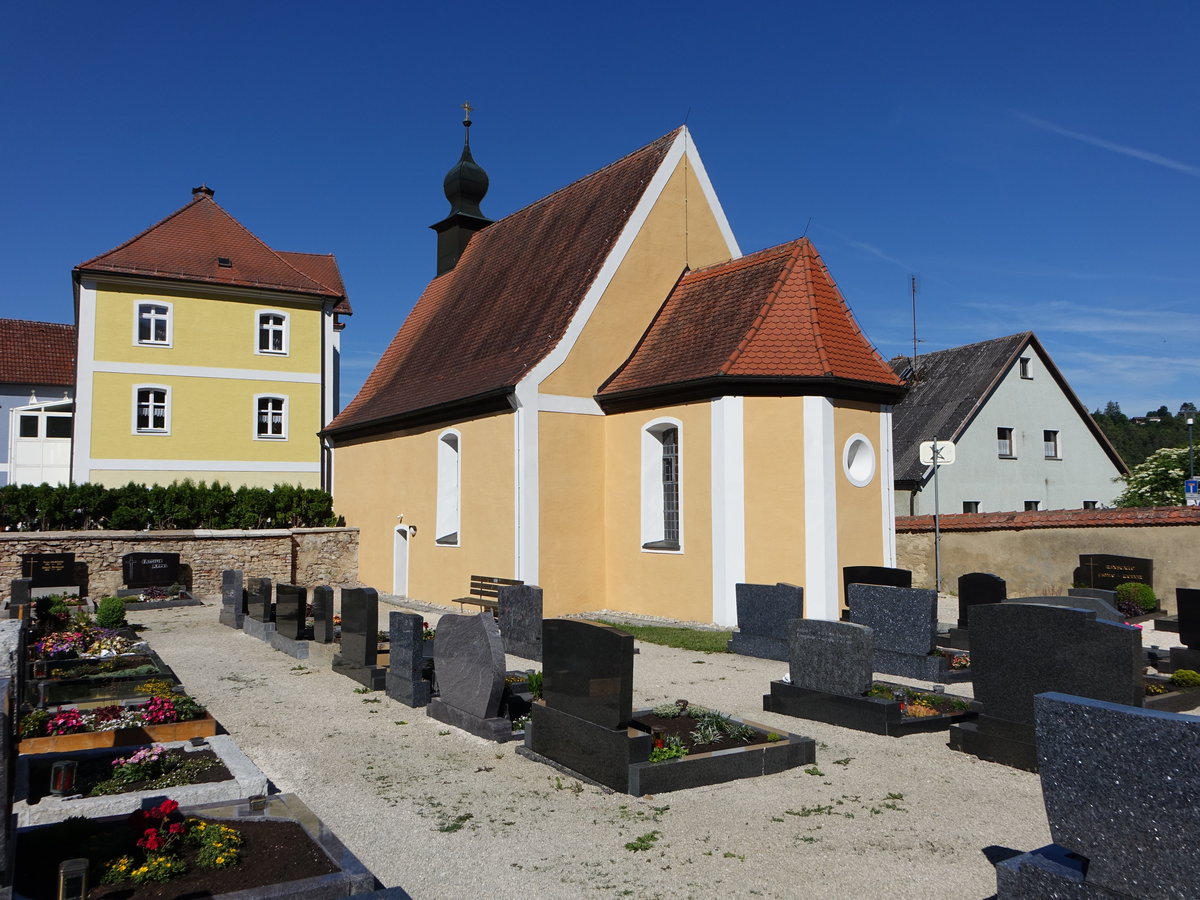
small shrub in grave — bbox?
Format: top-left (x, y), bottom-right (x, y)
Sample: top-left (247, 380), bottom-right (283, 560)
top-left (1115, 581), bottom-right (1157, 614)
top-left (1170, 669), bottom-right (1200, 688)
top-left (640, 701), bottom-right (774, 759)
top-left (96, 596), bottom-right (129, 629)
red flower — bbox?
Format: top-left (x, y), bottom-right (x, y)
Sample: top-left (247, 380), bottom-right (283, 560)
top-left (168, 822), bottom-right (185, 835)
top-left (653, 737), bottom-right (665, 749)
top-left (137, 828), bottom-right (162, 851)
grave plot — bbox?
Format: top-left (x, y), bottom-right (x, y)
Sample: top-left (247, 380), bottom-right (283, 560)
top-left (331, 587), bottom-right (387, 690)
top-left (763, 619), bottom-right (976, 737)
top-left (943, 572), bottom-right (1005, 651)
top-left (996, 693), bottom-right (1200, 899)
top-left (848, 584), bottom-right (968, 683)
top-left (21, 552), bottom-right (83, 599)
top-left (385, 611), bottom-right (435, 707)
top-left (118, 552), bottom-right (201, 608)
top-left (949, 603), bottom-right (1143, 771)
top-left (726, 582), bottom-right (804, 661)
top-left (520, 619), bottom-right (814, 796)
top-left (425, 613), bottom-right (532, 741)
top-left (218, 569), bottom-right (247, 629)
top-left (27, 647), bottom-right (181, 709)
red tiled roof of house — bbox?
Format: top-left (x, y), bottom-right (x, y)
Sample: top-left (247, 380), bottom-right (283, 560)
top-left (0, 319), bottom-right (76, 386)
top-left (75, 192), bottom-right (351, 311)
top-left (327, 129), bottom-right (682, 434)
top-left (599, 238), bottom-right (903, 399)
top-left (896, 506), bottom-right (1200, 532)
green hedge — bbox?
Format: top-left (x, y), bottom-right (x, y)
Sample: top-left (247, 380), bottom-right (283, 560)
top-left (0, 481), bottom-right (339, 531)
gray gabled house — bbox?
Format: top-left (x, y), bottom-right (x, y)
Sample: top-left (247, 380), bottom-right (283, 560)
top-left (890, 332), bottom-right (1127, 515)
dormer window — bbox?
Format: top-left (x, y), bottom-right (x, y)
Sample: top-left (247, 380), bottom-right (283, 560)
top-left (217, 257), bottom-right (233, 268)
top-left (135, 302), bottom-right (172, 347)
top-left (256, 311), bottom-right (289, 355)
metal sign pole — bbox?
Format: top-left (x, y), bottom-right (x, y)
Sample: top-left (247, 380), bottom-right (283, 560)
top-left (932, 437), bottom-right (942, 593)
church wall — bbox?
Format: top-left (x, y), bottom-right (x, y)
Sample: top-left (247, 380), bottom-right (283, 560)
top-left (834, 400), bottom-right (887, 588)
top-left (742, 396), bottom-right (808, 591)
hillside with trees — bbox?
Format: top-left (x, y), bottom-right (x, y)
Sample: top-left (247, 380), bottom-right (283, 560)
top-left (1091, 401), bottom-right (1196, 468)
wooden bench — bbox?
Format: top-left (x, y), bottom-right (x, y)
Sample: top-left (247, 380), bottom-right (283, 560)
top-left (454, 575), bottom-right (523, 616)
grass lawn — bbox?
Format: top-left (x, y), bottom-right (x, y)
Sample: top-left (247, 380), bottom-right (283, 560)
top-left (594, 620), bottom-right (732, 653)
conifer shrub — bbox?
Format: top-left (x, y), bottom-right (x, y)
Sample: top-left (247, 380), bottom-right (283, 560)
top-left (1114, 582), bottom-right (1157, 613)
top-left (95, 596), bottom-right (128, 629)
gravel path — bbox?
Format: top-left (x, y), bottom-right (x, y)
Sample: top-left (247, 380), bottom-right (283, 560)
top-left (135, 599), bottom-right (1060, 899)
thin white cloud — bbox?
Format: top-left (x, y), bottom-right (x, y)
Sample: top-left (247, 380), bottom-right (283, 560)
top-left (1016, 112), bottom-right (1200, 177)
top-left (961, 299), bottom-right (1200, 338)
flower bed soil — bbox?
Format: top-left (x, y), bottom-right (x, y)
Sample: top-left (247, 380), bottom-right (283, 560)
top-left (15, 817), bottom-right (338, 899)
top-left (24, 748), bottom-right (231, 804)
top-left (633, 711), bottom-right (769, 754)
top-left (18, 713), bottom-right (219, 755)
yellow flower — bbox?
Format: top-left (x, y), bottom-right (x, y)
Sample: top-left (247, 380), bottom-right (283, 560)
top-left (216, 856), bottom-right (225, 864)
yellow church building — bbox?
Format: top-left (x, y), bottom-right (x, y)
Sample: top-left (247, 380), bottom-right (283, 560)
top-left (72, 186), bottom-right (350, 490)
top-left (326, 124), bottom-right (904, 624)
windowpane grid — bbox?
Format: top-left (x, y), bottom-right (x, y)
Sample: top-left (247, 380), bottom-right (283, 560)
top-left (1043, 429), bottom-right (1060, 458)
top-left (997, 427), bottom-right (1013, 457)
top-left (256, 396), bottom-right (285, 438)
top-left (136, 389), bottom-right (167, 432)
top-left (259, 313), bottom-right (286, 352)
top-left (661, 427), bottom-right (679, 543)
top-left (138, 305), bottom-right (169, 344)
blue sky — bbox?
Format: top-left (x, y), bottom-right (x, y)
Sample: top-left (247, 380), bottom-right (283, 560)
top-left (3, 2), bottom-right (1197, 419)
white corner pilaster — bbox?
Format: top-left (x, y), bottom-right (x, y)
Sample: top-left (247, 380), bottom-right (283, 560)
top-left (803, 396), bottom-right (838, 619)
top-left (512, 383), bottom-right (540, 584)
top-left (880, 405), bottom-right (897, 567)
top-left (710, 396), bottom-right (745, 626)
top-left (72, 280), bottom-right (97, 484)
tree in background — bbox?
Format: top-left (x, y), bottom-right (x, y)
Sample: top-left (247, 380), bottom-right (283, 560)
top-left (1092, 401), bottom-right (1195, 467)
top-left (1113, 447), bottom-right (1189, 507)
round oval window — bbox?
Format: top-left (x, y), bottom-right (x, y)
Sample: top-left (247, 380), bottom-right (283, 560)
top-left (843, 434), bottom-right (876, 487)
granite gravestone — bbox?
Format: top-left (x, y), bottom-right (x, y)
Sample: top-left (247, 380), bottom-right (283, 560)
top-left (20, 553), bottom-right (74, 588)
top-left (788, 619), bottom-right (873, 697)
top-left (275, 584), bottom-right (308, 642)
top-left (1067, 587), bottom-right (1117, 604)
top-left (728, 583), bottom-right (804, 661)
top-left (245, 578), bottom-right (274, 623)
top-left (497, 584), bottom-right (542, 661)
top-left (1005, 594), bottom-right (1123, 623)
top-left (121, 552), bottom-right (180, 589)
top-left (848, 584), bottom-right (946, 681)
top-left (1073, 553), bottom-right (1153, 591)
top-left (385, 612), bottom-right (432, 707)
top-left (1170, 587), bottom-right (1200, 671)
top-left (338, 588), bottom-right (379, 668)
top-left (842, 566), bottom-right (911, 608)
top-left (311, 585), bottom-right (334, 644)
top-left (431, 613), bottom-right (505, 719)
top-left (949, 603), bottom-right (1142, 771)
top-left (219, 570), bottom-right (246, 629)
top-left (997, 693), bottom-right (1200, 899)
top-left (542, 619), bottom-right (634, 730)
top-left (8, 579), bottom-right (31, 621)
top-left (956, 572), bottom-right (1005, 629)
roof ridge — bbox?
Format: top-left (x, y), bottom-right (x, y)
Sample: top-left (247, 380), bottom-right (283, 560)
top-left (891, 331), bottom-right (1031, 364)
top-left (204, 200), bottom-right (332, 294)
top-left (799, 240), bottom-right (832, 374)
top-left (684, 240), bottom-right (797, 280)
top-left (719, 242), bottom-right (803, 375)
top-left (0, 317), bottom-right (74, 328)
top-left (77, 196), bottom-right (206, 268)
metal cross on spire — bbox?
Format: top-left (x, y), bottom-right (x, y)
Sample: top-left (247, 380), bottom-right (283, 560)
top-left (461, 101), bottom-right (473, 125)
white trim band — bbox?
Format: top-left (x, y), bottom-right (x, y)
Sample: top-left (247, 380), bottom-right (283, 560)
top-left (92, 361), bottom-right (320, 384)
top-left (85, 459), bottom-right (320, 473)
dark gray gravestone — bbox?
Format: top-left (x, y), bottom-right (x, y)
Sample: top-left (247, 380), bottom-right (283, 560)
top-left (0, 675), bottom-right (11, 893)
top-left (542, 619), bottom-right (634, 730)
top-left (848, 584), bottom-right (945, 681)
top-left (1006, 595), bottom-right (1122, 623)
top-left (842, 566), bottom-right (911, 607)
top-left (8, 578), bottom-right (31, 620)
top-left (729, 583), bottom-right (804, 661)
top-left (1074, 553), bottom-right (1153, 590)
top-left (970, 604), bottom-right (1142, 725)
top-left (20, 553), bottom-right (74, 588)
top-left (275, 584), bottom-right (307, 641)
top-left (338, 587), bottom-right (379, 668)
top-left (1177, 587), bottom-right (1200, 648)
top-left (385, 611), bottom-right (431, 707)
top-left (997, 693), bottom-right (1200, 898)
top-left (311, 585), bottom-right (334, 643)
top-left (957, 573), bottom-right (1005, 629)
top-left (432, 613), bottom-right (505, 719)
top-left (122, 552), bottom-right (181, 588)
top-left (219, 570), bottom-right (246, 629)
top-left (498, 584), bottom-right (542, 661)
top-left (1067, 587), bottom-right (1117, 604)
top-left (788, 619), bottom-right (873, 696)
top-left (245, 577), bottom-right (274, 623)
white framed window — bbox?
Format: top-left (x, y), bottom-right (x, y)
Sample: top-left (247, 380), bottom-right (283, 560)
top-left (842, 433), bottom-right (876, 487)
top-left (1082, 500), bottom-right (1098, 510)
top-left (435, 430), bottom-right (461, 546)
top-left (254, 394), bottom-right (288, 440)
top-left (997, 427), bottom-right (1015, 458)
top-left (1043, 429), bottom-right (1061, 459)
top-left (256, 310), bottom-right (289, 355)
top-left (641, 419), bottom-right (682, 551)
top-left (1019, 357), bottom-right (1032, 379)
top-left (963, 501), bottom-right (980, 514)
top-left (134, 301), bottom-right (172, 347)
top-left (133, 385), bottom-right (171, 434)
top-left (1024, 500), bottom-right (1041, 511)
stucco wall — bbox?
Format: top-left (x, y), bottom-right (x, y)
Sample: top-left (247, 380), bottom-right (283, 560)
top-left (895, 507), bottom-right (1198, 609)
top-left (0, 527), bottom-right (358, 599)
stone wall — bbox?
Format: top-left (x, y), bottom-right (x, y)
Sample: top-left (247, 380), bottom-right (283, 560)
top-left (0, 528), bottom-right (358, 599)
top-left (896, 506), bottom-right (1199, 610)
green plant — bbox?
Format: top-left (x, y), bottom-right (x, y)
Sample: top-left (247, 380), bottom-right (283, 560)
top-left (438, 813), bottom-right (473, 833)
top-left (1115, 582), bottom-right (1157, 613)
top-left (648, 734), bottom-right (688, 762)
top-left (1114, 447), bottom-right (1190, 507)
top-left (95, 595), bottom-right (128, 629)
top-left (19, 709), bottom-right (49, 738)
top-left (765, 732), bottom-right (783, 742)
top-left (651, 702), bottom-right (684, 718)
top-left (526, 670), bottom-right (543, 699)
top-left (1170, 669), bottom-right (1200, 688)
top-left (804, 766), bottom-right (825, 777)
top-left (624, 830), bottom-right (660, 852)
top-left (1146, 682), bottom-right (1168, 695)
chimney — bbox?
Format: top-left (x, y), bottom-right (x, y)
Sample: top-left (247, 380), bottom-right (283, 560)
top-left (192, 185), bottom-right (215, 201)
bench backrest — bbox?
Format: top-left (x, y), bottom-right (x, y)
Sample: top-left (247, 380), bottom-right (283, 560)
top-left (470, 575), bottom-right (523, 599)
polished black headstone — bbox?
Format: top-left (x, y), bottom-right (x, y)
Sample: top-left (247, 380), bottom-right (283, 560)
top-left (1074, 553), bottom-right (1153, 590)
top-left (542, 619), bottom-right (633, 730)
top-left (498, 584), bottom-right (542, 661)
top-left (245, 577), bottom-right (273, 623)
top-left (8, 579), bottom-right (31, 619)
top-left (276, 584), bottom-right (307, 641)
top-left (312, 585), bottom-right (334, 644)
top-left (339, 587), bottom-right (379, 668)
top-left (122, 552), bottom-right (181, 588)
top-left (788, 619), bottom-right (873, 696)
top-left (219, 570), bottom-right (246, 629)
top-left (1176, 587), bottom-right (1200, 649)
top-left (20, 553), bottom-right (74, 588)
top-left (842, 565), bottom-right (911, 608)
top-left (957, 572), bottom-right (1005, 629)
top-left (385, 611), bottom-right (431, 707)
top-left (433, 613), bottom-right (505, 719)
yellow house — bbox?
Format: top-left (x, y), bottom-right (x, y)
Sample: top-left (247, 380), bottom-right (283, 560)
top-left (72, 186), bottom-right (350, 489)
top-left (326, 126), bottom-right (904, 623)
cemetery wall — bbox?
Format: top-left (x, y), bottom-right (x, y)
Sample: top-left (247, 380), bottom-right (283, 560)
top-left (895, 506), bottom-right (1199, 608)
top-left (0, 527), bottom-right (358, 598)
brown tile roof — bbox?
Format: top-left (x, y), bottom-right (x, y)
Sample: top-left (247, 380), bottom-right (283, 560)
top-left (327, 129), bottom-right (682, 435)
top-left (598, 238), bottom-right (904, 403)
top-left (0, 319), bottom-right (76, 386)
top-left (897, 505), bottom-right (1200, 532)
top-left (75, 192), bottom-right (351, 311)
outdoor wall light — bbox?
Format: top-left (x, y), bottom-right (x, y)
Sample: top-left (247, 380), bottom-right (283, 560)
top-left (49, 760), bottom-right (78, 796)
top-left (57, 857), bottom-right (88, 900)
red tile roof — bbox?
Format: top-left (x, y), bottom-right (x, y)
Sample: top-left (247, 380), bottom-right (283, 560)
top-left (75, 192), bottom-right (351, 312)
top-left (327, 129), bottom-right (682, 435)
top-left (599, 238), bottom-right (903, 402)
top-left (897, 506), bottom-right (1200, 532)
top-left (0, 319), bottom-right (76, 386)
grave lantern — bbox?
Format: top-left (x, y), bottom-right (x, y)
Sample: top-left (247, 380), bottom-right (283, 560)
top-left (49, 760), bottom-right (78, 796)
top-left (57, 858), bottom-right (88, 900)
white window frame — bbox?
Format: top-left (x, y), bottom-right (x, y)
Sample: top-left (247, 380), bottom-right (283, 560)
top-left (253, 394), bottom-right (288, 441)
top-left (1024, 500), bottom-right (1041, 511)
top-left (255, 309), bottom-right (290, 356)
top-left (1019, 357), bottom-right (1032, 379)
top-left (435, 429), bottom-right (461, 546)
top-left (997, 426), bottom-right (1015, 458)
top-left (641, 418), bottom-right (683, 552)
top-left (132, 385), bottom-right (171, 435)
top-left (842, 433), bottom-right (877, 487)
top-left (1043, 429), bottom-right (1061, 459)
top-left (1082, 500), bottom-right (1098, 510)
top-left (133, 301), bottom-right (173, 347)
top-left (963, 501), bottom-right (980, 514)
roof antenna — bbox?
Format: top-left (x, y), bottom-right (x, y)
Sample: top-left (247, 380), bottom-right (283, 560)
top-left (801, 217), bottom-right (811, 239)
top-left (683, 106), bottom-right (691, 125)
top-left (910, 274), bottom-right (920, 383)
